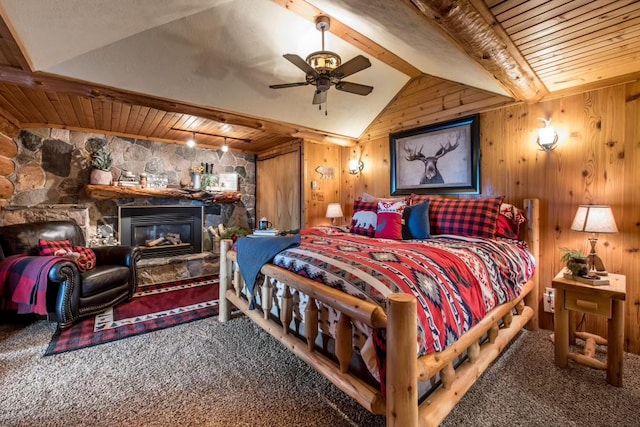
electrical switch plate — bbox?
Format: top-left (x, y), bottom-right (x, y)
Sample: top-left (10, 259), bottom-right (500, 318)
top-left (543, 287), bottom-right (555, 313)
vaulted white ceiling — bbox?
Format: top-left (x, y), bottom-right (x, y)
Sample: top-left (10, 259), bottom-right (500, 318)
top-left (0, 0), bottom-right (507, 139)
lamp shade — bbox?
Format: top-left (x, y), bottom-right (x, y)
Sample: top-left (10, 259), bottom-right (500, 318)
top-left (570, 205), bottom-right (618, 233)
top-left (325, 203), bottom-right (344, 219)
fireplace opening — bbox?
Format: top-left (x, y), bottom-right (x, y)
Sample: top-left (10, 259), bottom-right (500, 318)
top-left (119, 205), bottom-right (203, 259)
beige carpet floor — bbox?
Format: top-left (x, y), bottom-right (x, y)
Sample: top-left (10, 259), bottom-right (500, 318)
top-left (1, 315), bottom-right (639, 426)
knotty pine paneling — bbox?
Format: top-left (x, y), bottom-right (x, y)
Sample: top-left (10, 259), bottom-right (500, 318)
top-left (623, 81), bottom-right (640, 353)
top-left (303, 141), bottom-right (342, 227)
top-left (257, 145), bottom-right (301, 231)
top-left (347, 79), bottom-right (640, 353)
top-left (361, 75), bottom-right (512, 143)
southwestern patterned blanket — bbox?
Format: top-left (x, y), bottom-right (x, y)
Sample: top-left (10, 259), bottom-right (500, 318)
top-left (269, 227), bottom-right (535, 379)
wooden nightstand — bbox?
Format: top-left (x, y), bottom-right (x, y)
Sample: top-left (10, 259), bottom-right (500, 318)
top-left (553, 271), bottom-right (626, 386)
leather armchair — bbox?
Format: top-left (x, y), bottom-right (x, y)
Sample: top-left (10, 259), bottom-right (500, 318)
top-left (0, 220), bottom-right (141, 329)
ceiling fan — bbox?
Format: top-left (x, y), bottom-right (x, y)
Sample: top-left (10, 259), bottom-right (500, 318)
top-left (269, 16), bottom-right (373, 106)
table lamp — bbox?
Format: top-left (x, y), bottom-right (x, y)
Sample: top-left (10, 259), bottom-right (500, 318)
top-left (325, 203), bottom-right (344, 226)
top-left (570, 205), bottom-right (618, 275)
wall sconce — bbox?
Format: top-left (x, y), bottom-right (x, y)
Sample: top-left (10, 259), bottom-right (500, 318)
top-left (348, 159), bottom-right (364, 175)
top-left (537, 118), bottom-right (558, 151)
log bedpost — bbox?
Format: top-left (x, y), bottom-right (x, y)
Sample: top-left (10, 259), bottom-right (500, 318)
top-left (219, 239), bottom-right (233, 322)
top-left (386, 293), bottom-right (418, 427)
top-left (523, 198), bottom-right (539, 331)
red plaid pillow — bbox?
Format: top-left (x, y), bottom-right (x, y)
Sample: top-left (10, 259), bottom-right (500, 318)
top-left (73, 246), bottom-right (97, 272)
top-left (410, 193), bottom-right (431, 205)
top-left (38, 239), bottom-right (73, 256)
top-left (38, 239), bottom-right (96, 272)
top-left (350, 200), bottom-right (378, 237)
top-left (429, 197), bottom-right (504, 238)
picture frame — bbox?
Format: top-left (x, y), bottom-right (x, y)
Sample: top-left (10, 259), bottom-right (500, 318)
top-left (218, 173), bottom-right (238, 191)
top-left (390, 114), bottom-right (480, 195)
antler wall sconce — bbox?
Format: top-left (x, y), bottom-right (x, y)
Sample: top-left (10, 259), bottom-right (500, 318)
top-left (537, 118), bottom-right (559, 151)
top-left (348, 159), bottom-right (364, 175)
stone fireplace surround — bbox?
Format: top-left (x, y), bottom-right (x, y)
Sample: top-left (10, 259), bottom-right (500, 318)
top-left (3, 128), bottom-right (257, 284)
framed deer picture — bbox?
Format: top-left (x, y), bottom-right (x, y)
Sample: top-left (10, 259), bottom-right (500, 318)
top-left (389, 114), bottom-right (480, 195)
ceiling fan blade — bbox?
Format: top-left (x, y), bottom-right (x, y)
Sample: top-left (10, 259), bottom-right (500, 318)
top-left (335, 81), bottom-right (373, 96)
top-left (332, 55), bottom-right (371, 79)
top-left (269, 82), bottom-right (309, 89)
top-left (283, 54), bottom-right (318, 77)
top-left (312, 89), bottom-right (327, 105)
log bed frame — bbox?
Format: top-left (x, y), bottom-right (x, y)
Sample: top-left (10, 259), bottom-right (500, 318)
top-left (219, 199), bottom-right (539, 427)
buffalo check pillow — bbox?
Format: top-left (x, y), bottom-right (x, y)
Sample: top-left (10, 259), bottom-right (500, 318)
top-left (428, 196), bottom-right (504, 238)
top-left (38, 239), bottom-right (97, 272)
top-left (350, 201), bottom-right (378, 237)
top-left (375, 200), bottom-right (407, 240)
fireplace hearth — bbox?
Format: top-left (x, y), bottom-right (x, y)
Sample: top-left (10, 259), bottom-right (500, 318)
top-left (119, 205), bottom-right (203, 259)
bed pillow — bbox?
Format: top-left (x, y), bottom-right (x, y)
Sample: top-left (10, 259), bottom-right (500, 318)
top-left (361, 192), bottom-right (408, 204)
top-left (429, 196), bottom-right (504, 238)
top-left (496, 202), bottom-right (527, 239)
top-left (350, 201), bottom-right (378, 237)
top-left (402, 200), bottom-right (431, 240)
top-left (375, 200), bottom-right (406, 240)
top-left (38, 239), bottom-right (97, 272)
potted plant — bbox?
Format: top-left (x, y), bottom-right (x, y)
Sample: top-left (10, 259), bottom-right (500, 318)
top-left (560, 247), bottom-right (588, 277)
top-left (90, 146), bottom-right (113, 185)
top-left (219, 225), bottom-right (250, 242)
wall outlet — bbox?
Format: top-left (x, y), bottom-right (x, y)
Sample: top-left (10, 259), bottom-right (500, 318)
top-left (543, 288), bottom-right (555, 313)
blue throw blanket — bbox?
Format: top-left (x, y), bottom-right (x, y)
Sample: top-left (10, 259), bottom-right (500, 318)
top-left (235, 234), bottom-right (301, 308)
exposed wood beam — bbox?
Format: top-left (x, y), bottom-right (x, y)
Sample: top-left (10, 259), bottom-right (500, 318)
top-left (407, 0), bottom-right (548, 102)
top-left (0, 66), bottom-right (357, 147)
top-left (272, 0), bottom-right (422, 78)
top-left (539, 71), bottom-right (640, 102)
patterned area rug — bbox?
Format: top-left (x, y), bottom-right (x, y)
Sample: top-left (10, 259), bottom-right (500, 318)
top-left (45, 275), bottom-right (219, 355)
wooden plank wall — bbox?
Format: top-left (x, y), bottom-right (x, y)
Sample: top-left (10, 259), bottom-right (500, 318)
top-left (345, 77), bottom-right (640, 353)
top-left (303, 141), bottom-right (343, 227)
top-left (256, 141), bottom-right (302, 232)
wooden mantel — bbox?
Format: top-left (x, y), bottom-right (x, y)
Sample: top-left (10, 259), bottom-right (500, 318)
top-left (85, 185), bottom-right (243, 204)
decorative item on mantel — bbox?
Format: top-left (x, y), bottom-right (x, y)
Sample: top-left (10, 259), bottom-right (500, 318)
top-left (89, 146), bottom-right (113, 185)
top-left (190, 164), bottom-right (204, 190)
top-left (118, 170), bottom-right (139, 188)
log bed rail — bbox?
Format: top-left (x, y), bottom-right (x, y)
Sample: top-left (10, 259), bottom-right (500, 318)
top-left (219, 199), bottom-right (540, 427)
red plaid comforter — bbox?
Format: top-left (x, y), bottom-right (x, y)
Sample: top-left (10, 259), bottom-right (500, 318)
top-left (272, 227), bottom-right (535, 362)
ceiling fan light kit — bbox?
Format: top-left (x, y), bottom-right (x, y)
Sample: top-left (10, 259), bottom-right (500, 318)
top-left (269, 16), bottom-right (373, 110)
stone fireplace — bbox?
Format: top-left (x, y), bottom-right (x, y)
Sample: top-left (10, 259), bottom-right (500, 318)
top-left (119, 205), bottom-right (203, 259)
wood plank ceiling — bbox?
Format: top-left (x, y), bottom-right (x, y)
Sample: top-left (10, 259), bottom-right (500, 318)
top-left (0, 0), bottom-right (638, 153)
top-left (486, 0), bottom-right (640, 93)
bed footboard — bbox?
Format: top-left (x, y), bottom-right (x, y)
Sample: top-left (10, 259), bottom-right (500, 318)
top-left (218, 198), bottom-right (540, 427)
